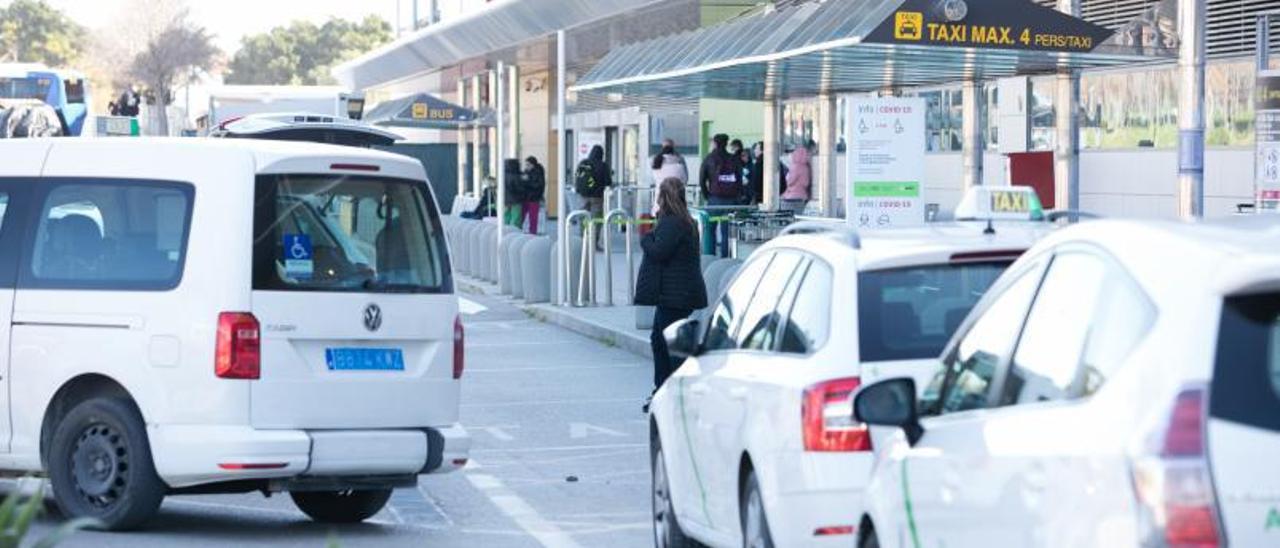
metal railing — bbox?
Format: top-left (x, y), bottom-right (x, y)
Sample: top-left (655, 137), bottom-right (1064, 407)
top-left (560, 210), bottom-right (591, 307)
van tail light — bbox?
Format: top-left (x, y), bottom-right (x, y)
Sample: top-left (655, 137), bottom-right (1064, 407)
top-left (452, 316), bottom-right (465, 380)
top-left (1130, 384), bottom-right (1223, 548)
top-left (215, 312), bottom-right (260, 380)
top-left (802, 377), bottom-right (870, 452)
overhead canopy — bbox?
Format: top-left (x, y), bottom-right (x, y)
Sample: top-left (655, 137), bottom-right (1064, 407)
top-left (572, 0), bottom-right (1178, 101)
top-left (364, 93), bottom-right (493, 129)
top-left (332, 0), bottom-right (667, 90)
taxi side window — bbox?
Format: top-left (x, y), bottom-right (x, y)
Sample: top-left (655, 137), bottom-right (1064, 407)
top-left (703, 254), bottom-right (772, 352)
top-left (1001, 252), bottom-right (1154, 405)
top-left (778, 259), bottom-right (833, 355)
top-left (738, 251), bottom-right (804, 352)
top-left (931, 260), bottom-right (1045, 415)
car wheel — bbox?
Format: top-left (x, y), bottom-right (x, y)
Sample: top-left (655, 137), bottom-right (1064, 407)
top-left (48, 397), bottom-right (166, 531)
top-left (652, 438), bottom-right (695, 548)
top-left (290, 489), bottom-right (393, 523)
top-left (740, 471), bottom-right (774, 548)
top-left (859, 522), bottom-right (880, 548)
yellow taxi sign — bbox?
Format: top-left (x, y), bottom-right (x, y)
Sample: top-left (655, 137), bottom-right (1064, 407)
top-left (895, 12), bottom-right (924, 41)
top-left (954, 186), bottom-right (1045, 221)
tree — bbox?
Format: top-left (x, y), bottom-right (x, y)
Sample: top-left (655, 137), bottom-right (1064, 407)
top-left (226, 15), bottom-right (393, 85)
top-left (0, 0), bottom-right (86, 67)
top-left (128, 8), bottom-right (219, 135)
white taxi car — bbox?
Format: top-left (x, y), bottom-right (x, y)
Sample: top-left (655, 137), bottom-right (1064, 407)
top-left (0, 138), bottom-right (468, 530)
top-left (854, 216), bottom-right (1280, 547)
top-left (649, 217), bottom-right (1050, 548)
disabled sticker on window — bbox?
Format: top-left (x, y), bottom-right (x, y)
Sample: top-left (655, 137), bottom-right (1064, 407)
top-left (283, 234), bottom-right (313, 280)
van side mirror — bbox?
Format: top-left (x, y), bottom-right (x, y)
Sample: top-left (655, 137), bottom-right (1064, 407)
top-left (854, 378), bottom-right (924, 446)
top-left (663, 319), bottom-right (703, 359)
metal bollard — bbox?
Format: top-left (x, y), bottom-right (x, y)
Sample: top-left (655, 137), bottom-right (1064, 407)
top-left (626, 216), bottom-right (637, 305)
top-left (561, 210), bottom-right (590, 306)
top-left (578, 219), bottom-right (593, 307)
top-left (602, 209), bottom-right (629, 307)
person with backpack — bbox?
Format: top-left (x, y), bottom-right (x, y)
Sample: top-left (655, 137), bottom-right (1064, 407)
top-left (698, 133), bottom-right (741, 258)
top-left (520, 156), bottom-right (546, 234)
top-left (575, 145), bottom-right (613, 250)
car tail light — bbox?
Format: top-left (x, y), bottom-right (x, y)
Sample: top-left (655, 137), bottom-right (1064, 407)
top-left (215, 312), bottom-right (260, 380)
top-left (453, 316), bottom-right (465, 380)
top-left (802, 377), bottom-right (870, 452)
top-left (1131, 384), bottom-right (1223, 548)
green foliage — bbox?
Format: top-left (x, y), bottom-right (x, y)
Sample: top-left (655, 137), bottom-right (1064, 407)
top-left (0, 0), bottom-right (87, 67)
top-left (226, 15), bottom-right (393, 86)
top-left (0, 481), bottom-right (96, 547)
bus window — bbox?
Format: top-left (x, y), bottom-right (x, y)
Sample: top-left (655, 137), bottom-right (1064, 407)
top-left (64, 79), bottom-right (86, 104)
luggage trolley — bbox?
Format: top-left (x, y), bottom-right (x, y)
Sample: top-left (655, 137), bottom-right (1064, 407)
top-left (729, 210), bottom-right (796, 258)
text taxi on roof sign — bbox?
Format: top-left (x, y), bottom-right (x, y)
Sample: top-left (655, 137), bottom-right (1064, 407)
top-left (953, 186), bottom-right (1046, 222)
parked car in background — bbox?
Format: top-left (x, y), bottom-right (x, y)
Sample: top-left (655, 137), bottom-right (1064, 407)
top-left (0, 138), bottom-right (467, 530)
top-left (649, 217), bottom-right (1051, 548)
top-left (210, 112), bottom-right (402, 148)
top-left (854, 216), bottom-right (1280, 548)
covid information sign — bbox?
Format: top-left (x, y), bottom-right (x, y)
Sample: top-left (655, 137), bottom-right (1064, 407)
top-left (847, 97), bottom-right (927, 229)
top-left (1257, 70), bottom-right (1280, 213)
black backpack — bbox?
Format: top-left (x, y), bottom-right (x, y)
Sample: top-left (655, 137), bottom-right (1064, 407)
top-left (574, 160), bottom-right (598, 196)
top-left (708, 154), bottom-right (740, 198)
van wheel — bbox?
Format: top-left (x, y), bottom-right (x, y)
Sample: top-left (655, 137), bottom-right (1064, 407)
top-left (48, 397), bottom-right (166, 531)
top-left (741, 471), bottom-right (774, 548)
top-left (291, 489), bottom-right (393, 523)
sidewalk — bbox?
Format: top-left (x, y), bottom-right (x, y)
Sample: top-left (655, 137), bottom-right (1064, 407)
top-left (455, 261), bottom-right (654, 359)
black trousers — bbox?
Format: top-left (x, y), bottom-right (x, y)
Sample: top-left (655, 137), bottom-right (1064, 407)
top-left (651, 307), bottom-right (695, 390)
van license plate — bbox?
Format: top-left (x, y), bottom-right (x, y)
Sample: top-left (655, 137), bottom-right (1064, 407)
top-left (325, 348), bottom-right (405, 371)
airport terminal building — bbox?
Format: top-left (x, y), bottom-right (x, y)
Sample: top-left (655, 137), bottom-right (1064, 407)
top-left (335, 0), bottom-right (1278, 220)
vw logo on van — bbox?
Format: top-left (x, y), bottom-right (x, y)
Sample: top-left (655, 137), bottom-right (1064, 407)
top-left (363, 304), bottom-right (383, 332)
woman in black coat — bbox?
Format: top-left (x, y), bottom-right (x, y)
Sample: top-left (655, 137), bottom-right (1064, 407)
top-left (635, 177), bottom-right (708, 406)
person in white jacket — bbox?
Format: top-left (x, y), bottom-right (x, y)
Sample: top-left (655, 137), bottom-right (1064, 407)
top-left (649, 139), bottom-right (688, 213)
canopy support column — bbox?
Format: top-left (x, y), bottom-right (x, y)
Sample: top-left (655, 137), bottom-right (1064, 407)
top-left (509, 64), bottom-right (521, 159)
top-left (457, 78), bottom-right (468, 198)
top-left (1056, 0), bottom-right (1081, 217)
top-left (962, 79), bottom-right (984, 190)
top-left (1177, 0), bottom-right (1206, 219)
top-left (818, 93), bottom-right (838, 217)
top-left (496, 61), bottom-right (507, 288)
top-left (762, 99), bottom-right (782, 211)
top-left (471, 74), bottom-right (483, 192)
top-left (556, 29), bottom-right (569, 306)
top-left (488, 70), bottom-right (499, 177)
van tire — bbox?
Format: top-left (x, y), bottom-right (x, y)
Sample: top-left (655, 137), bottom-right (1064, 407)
top-left (291, 489), bottom-right (393, 523)
top-left (48, 397), bottom-right (166, 531)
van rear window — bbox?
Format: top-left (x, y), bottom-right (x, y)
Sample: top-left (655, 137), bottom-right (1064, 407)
top-left (253, 174), bottom-right (451, 294)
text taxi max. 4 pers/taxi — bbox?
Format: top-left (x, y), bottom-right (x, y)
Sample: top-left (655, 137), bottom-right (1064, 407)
top-left (648, 207), bottom-right (1054, 548)
top-left (0, 138), bottom-right (468, 530)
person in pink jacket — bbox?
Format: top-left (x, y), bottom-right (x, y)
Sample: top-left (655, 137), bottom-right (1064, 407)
top-left (781, 145), bottom-right (811, 213)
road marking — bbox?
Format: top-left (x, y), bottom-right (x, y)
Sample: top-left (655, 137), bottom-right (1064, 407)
top-left (463, 397), bottom-right (640, 408)
top-left (569, 422), bottom-right (627, 439)
top-left (466, 459), bottom-right (584, 548)
top-left (471, 424), bottom-right (519, 441)
top-left (464, 363), bottom-right (645, 373)
top-left (471, 443), bottom-right (647, 454)
top-left (459, 297), bottom-right (488, 315)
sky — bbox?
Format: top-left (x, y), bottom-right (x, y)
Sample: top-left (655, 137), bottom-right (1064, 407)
top-left (33, 0), bottom-right (404, 53)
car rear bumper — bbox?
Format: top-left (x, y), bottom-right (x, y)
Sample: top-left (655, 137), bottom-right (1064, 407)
top-left (769, 488), bottom-right (865, 547)
top-left (150, 423), bottom-right (470, 488)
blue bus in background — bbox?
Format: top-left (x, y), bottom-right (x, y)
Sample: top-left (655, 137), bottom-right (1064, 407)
top-left (0, 64), bottom-right (91, 136)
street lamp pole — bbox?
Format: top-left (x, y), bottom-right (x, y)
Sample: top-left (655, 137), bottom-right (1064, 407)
top-left (1177, 0), bottom-right (1206, 219)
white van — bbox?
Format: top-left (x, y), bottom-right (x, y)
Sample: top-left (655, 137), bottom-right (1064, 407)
top-left (0, 138), bottom-right (468, 530)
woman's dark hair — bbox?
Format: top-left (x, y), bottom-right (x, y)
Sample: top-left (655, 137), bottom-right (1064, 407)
top-left (656, 177), bottom-right (695, 229)
top-left (525, 156), bottom-right (540, 167)
top-left (652, 141), bottom-right (677, 170)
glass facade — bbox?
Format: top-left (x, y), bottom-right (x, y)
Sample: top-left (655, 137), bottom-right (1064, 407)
top-left (908, 58), bottom-right (1257, 153)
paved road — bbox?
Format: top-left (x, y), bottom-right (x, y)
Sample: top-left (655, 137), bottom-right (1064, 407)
top-left (22, 291), bottom-right (655, 548)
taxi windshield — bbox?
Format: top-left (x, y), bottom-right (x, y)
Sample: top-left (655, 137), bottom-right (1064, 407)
top-left (857, 262), bottom-right (1010, 362)
top-left (252, 174), bottom-right (450, 293)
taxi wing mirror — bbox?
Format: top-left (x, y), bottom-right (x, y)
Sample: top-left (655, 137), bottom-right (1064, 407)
top-left (854, 378), bottom-right (924, 446)
top-left (663, 319), bottom-right (702, 359)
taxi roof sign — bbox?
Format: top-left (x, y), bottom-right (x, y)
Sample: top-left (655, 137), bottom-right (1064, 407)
top-left (954, 186), bottom-right (1045, 222)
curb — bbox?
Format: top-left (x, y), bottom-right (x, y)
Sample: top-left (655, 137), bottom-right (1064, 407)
top-left (524, 304), bottom-right (652, 359)
top-left (455, 274), bottom-right (652, 359)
